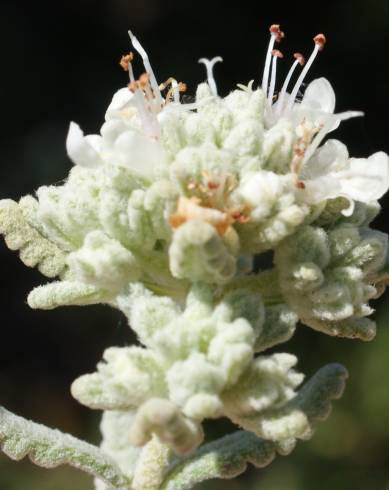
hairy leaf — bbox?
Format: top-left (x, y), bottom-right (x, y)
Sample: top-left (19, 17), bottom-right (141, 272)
top-left (0, 199), bottom-right (66, 278)
top-left (0, 406), bottom-right (130, 489)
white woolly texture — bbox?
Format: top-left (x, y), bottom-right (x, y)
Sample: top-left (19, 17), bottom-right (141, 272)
top-left (0, 26), bottom-right (388, 490)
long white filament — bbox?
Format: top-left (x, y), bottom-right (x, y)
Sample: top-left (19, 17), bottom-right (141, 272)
top-left (276, 58), bottom-right (300, 115)
top-left (172, 79), bottom-right (180, 103)
top-left (261, 34), bottom-right (276, 95)
top-left (267, 54), bottom-right (279, 106)
top-left (198, 57), bottom-right (223, 96)
top-left (126, 56), bottom-right (159, 138)
top-left (286, 43), bottom-right (320, 112)
top-left (128, 31), bottom-right (164, 109)
top-left (302, 111), bottom-right (364, 165)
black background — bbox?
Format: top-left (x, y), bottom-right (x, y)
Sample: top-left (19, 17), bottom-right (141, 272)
top-left (1, 1), bottom-right (389, 489)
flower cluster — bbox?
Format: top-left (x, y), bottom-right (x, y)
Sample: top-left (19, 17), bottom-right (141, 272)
top-left (1, 25), bottom-right (388, 489)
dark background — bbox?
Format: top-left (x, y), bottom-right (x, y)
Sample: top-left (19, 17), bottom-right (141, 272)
top-left (1, 0), bottom-right (389, 489)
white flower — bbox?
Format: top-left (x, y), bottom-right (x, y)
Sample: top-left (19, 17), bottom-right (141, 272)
top-left (66, 121), bottom-right (165, 180)
top-left (64, 25), bottom-right (389, 221)
top-left (299, 139), bottom-right (389, 214)
top-left (261, 28), bottom-right (362, 132)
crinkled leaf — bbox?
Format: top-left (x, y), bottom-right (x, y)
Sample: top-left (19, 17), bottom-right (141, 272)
top-left (0, 199), bottom-right (66, 278)
top-left (0, 406), bottom-right (130, 489)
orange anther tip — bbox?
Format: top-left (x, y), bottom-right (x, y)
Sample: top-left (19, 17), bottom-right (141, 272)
top-left (272, 49), bottom-right (284, 58)
top-left (293, 52), bottom-right (306, 65)
top-left (269, 24), bottom-right (285, 42)
top-left (119, 53), bottom-right (134, 71)
top-left (314, 33), bottom-right (326, 49)
top-left (269, 24), bottom-right (281, 33)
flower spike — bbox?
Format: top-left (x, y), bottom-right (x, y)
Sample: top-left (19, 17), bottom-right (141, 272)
top-left (1, 25), bottom-right (388, 490)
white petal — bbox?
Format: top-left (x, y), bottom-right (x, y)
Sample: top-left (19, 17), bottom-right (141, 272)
top-left (295, 78), bottom-right (340, 131)
top-left (337, 151), bottom-right (389, 202)
top-left (84, 134), bottom-right (103, 153)
top-left (301, 176), bottom-right (342, 204)
top-left (302, 111), bottom-right (364, 165)
top-left (108, 88), bottom-right (134, 111)
top-left (66, 122), bottom-right (104, 168)
top-left (100, 120), bottom-right (128, 146)
top-left (114, 130), bottom-right (164, 178)
top-left (301, 78), bottom-right (336, 115)
top-left (105, 88), bottom-right (136, 121)
top-left (328, 109), bottom-right (364, 133)
top-left (301, 139), bottom-right (349, 180)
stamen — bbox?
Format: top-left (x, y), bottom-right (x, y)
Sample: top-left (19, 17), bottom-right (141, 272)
top-left (268, 49), bottom-right (283, 106)
top-left (198, 56), bottom-right (223, 96)
top-left (159, 77), bottom-right (175, 93)
top-left (270, 24), bottom-right (285, 43)
top-left (262, 24), bottom-right (284, 95)
top-left (313, 34), bottom-right (326, 50)
top-left (163, 79), bottom-right (180, 104)
top-left (126, 59), bottom-right (159, 138)
top-left (159, 78), bottom-right (187, 104)
top-left (139, 73), bottom-right (158, 115)
top-left (302, 110), bottom-right (363, 164)
top-left (128, 30), bottom-right (163, 108)
top-left (276, 53), bottom-right (305, 116)
top-left (128, 81), bottom-right (138, 93)
top-left (286, 34), bottom-right (326, 112)
top-left (120, 52), bottom-right (134, 71)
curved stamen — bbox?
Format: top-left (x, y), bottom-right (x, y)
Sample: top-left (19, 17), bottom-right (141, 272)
top-left (126, 59), bottom-right (159, 138)
top-left (128, 30), bottom-right (164, 109)
top-left (286, 34), bottom-right (326, 112)
top-left (198, 56), bottom-right (223, 96)
top-left (261, 24), bottom-right (284, 96)
top-left (302, 110), bottom-right (363, 165)
top-left (276, 53), bottom-right (305, 116)
top-left (268, 49), bottom-right (283, 107)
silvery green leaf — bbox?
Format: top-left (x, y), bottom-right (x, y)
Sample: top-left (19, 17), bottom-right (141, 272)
top-left (0, 406), bottom-right (130, 489)
top-left (0, 199), bottom-right (66, 278)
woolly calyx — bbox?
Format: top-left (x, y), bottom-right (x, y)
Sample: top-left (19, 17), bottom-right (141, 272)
top-left (232, 171), bottom-right (309, 253)
top-left (222, 354), bottom-right (306, 440)
top-left (71, 284), bottom-right (316, 454)
top-left (160, 363), bottom-right (348, 490)
top-left (27, 281), bottom-right (108, 310)
top-left (169, 220), bottom-right (237, 284)
top-left (97, 410), bottom-right (141, 484)
top-left (71, 347), bottom-right (166, 410)
top-left (254, 305), bottom-right (298, 352)
top-left (67, 231), bottom-right (141, 291)
top-left (129, 399), bottom-right (204, 456)
top-left (275, 224), bottom-right (388, 339)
